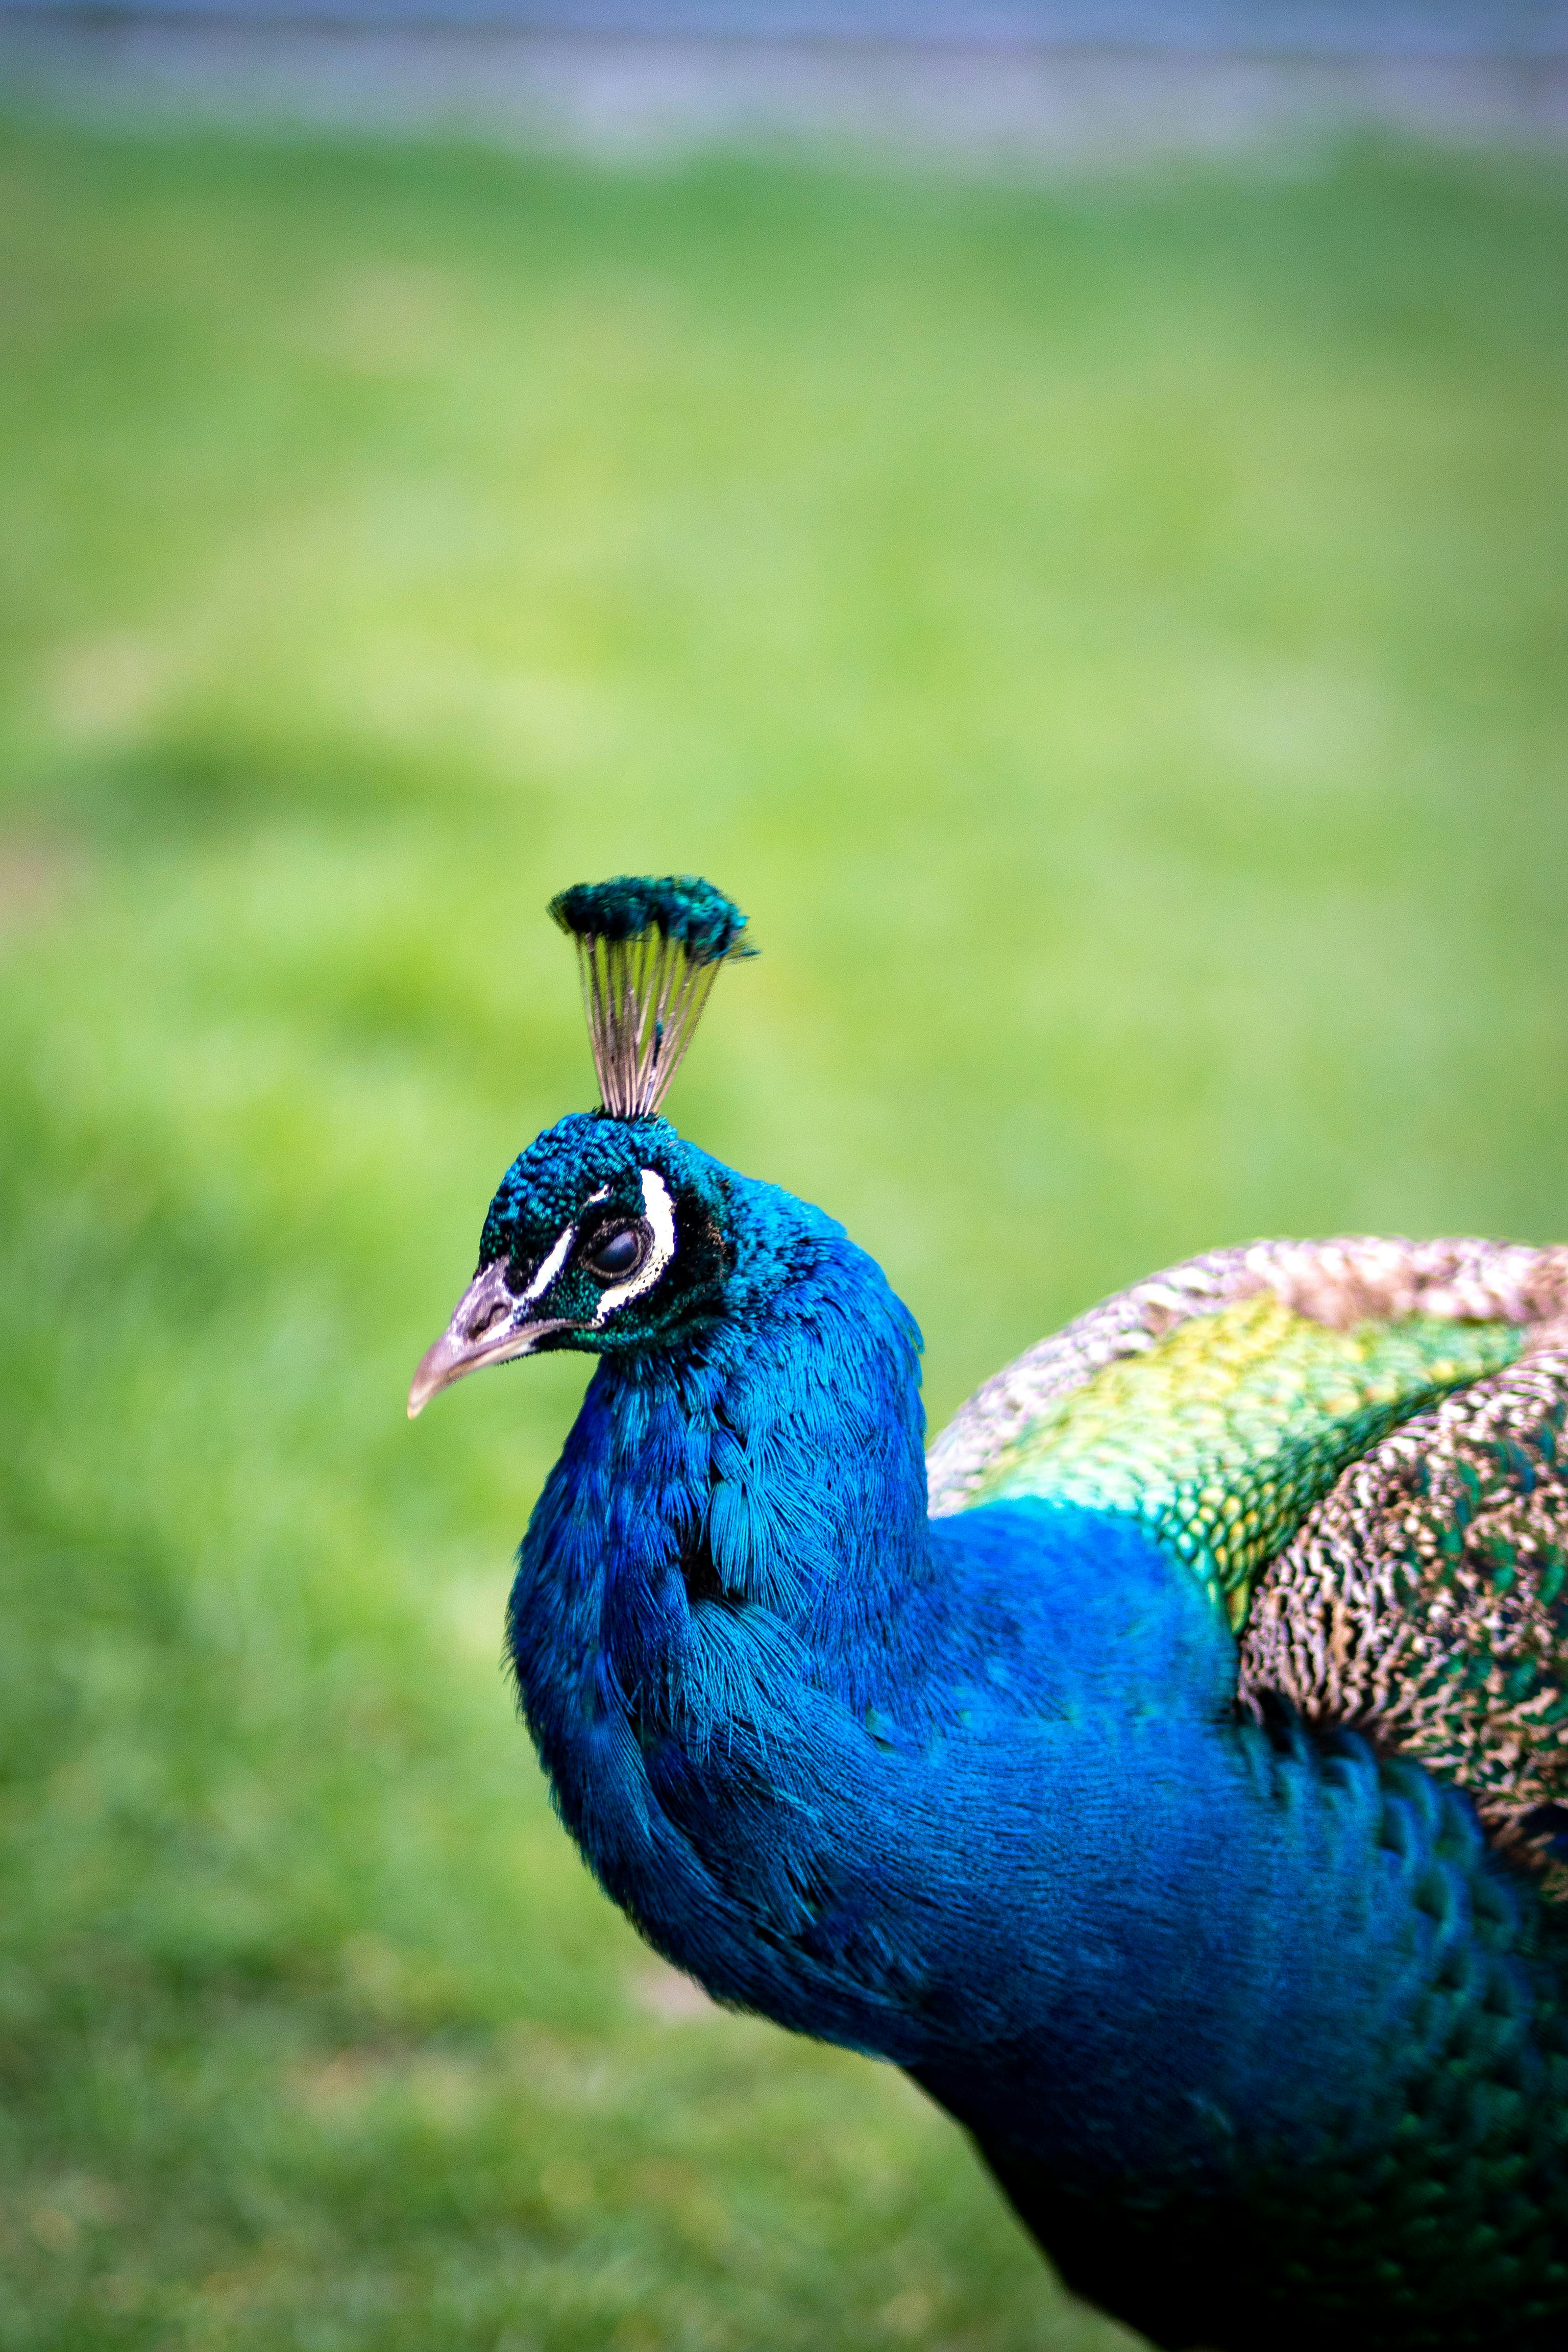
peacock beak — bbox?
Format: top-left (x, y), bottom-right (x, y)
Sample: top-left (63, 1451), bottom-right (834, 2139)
top-left (407, 1260), bottom-right (567, 1418)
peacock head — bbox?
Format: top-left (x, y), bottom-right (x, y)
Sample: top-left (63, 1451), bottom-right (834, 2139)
top-left (408, 876), bottom-right (753, 1416)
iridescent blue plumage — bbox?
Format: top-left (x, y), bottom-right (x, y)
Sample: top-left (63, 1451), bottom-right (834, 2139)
top-left (410, 881), bottom-right (1568, 2351)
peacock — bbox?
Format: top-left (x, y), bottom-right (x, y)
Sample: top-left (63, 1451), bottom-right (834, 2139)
top-left (409, 875), bottom-right (1568, 2351)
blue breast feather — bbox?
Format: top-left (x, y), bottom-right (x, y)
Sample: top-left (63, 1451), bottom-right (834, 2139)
top-left (507, 1163), bottom-right (1567, 2204)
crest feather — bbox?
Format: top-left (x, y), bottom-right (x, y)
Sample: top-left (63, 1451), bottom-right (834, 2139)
top-left (549, 875), bottom-right (752, 1118)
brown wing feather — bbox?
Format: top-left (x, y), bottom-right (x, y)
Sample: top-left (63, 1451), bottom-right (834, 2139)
top-left (1240, 1346), bottom-right (1568, 1889)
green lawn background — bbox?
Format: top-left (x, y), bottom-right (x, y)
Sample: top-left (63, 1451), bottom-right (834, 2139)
top-left (1, 114), bottom-right (1566, 2351)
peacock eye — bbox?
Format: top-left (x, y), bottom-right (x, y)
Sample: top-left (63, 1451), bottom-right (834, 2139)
top-left (583, 1224), bottom-right (645, 1282)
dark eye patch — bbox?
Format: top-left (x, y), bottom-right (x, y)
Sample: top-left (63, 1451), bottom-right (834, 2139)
top-left (583, 1224), bottom-right (645, 1281)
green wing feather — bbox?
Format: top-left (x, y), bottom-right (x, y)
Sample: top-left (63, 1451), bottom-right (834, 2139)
top-left (950, 1291), bottom-right (1522, 1627)
top-left (929, 1236), bottom-right (1568, 1879)
top-left (928, 1239), bottom-right (1567, 1631)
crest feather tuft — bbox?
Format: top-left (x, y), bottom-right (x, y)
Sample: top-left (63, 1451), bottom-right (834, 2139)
top-left (548, 874), bottom-right (752, 1118)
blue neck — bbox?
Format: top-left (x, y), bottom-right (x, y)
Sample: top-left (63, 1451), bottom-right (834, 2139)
top-left (508, 1177), bottom-right (959, 2032)
top-left (512, 1171), bottom-right (935, 1701)
top-left (507, 1174), bottom-right (1232, 2053)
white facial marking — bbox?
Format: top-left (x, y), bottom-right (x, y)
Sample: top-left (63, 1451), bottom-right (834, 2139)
top-left (520, 1220), bottom-right (577, 1305)
top-left (594, 1168), bottom-right (677, 1324)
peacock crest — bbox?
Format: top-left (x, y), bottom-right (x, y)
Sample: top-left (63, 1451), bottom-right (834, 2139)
top-left (549, 874), bottom-right (752, 1120)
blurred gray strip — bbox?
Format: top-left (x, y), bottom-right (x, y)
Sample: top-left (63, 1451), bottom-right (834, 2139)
top-left (4, 0), bottom-right (1566, 52)
top-left (4, 5), bottom-right (1565, 154)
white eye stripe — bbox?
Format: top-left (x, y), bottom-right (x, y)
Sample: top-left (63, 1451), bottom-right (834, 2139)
top-left (593, 1169), bottom-right (676, 1324)
top-left (519, 1220), bottom-right (577, 1304)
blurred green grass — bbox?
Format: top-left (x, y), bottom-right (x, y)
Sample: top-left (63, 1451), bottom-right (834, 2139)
top-left (1, 107), bottom-right (1566, 2351)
